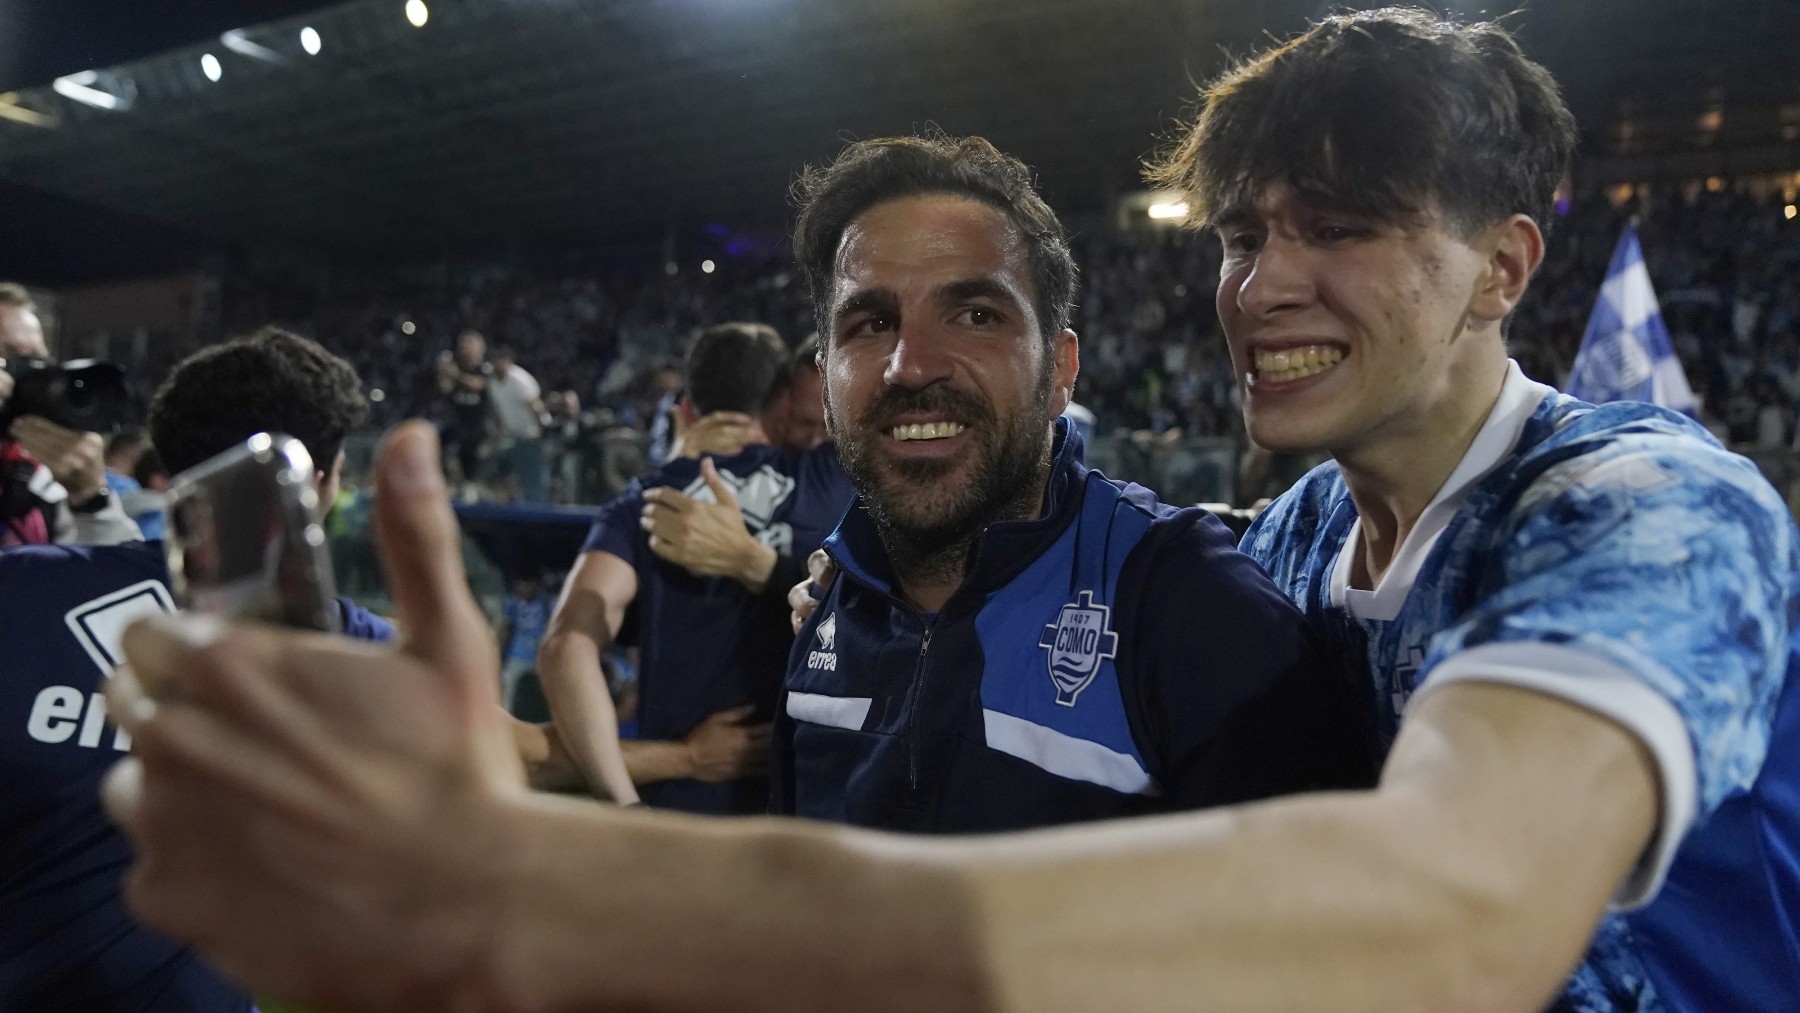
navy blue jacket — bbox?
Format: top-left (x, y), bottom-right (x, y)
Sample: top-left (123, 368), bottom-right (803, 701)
top-left (773, 423), bottom-right (1377, 832)
top-left (582, 443), bottom-right (856, 814)
top-left (0, 542), bottom-right (392, 1012)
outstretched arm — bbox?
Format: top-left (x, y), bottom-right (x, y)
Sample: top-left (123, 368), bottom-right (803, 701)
top-left (105, 423), bottom-right (1660, 1013)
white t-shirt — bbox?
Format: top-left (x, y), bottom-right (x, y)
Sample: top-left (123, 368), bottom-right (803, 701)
top-left (489, 365), bottom-right (542, 439)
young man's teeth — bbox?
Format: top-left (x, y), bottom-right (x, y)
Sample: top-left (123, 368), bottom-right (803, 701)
top-left (890, 422), bottom-right (967, 441)
top-left (1254, 345), bottom-right (1345, 383)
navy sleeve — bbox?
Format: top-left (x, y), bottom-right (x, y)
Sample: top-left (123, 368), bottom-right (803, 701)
top-left (1115, 509), bottom-right (1379, 808)
top-left (579, 482), bottom-right (648, 567)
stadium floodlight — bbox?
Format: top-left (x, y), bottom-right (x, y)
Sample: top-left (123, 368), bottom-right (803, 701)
top-left (51, 70), bottom-right (134, 111)
top-left (301, 27), bottom-right (323, 55)
top-left (0, 92), bottom-right (57, 128)
top-left (406, 0), bottom-right (430, 27)
top-left (1147, 201), bottom-right (1190, 220)
top-left (222, 28), bottom-right (286, 63)
top-left (701, 260), bottom-right (716, 274)
top-left (201, 53), bottom-right (223, 82)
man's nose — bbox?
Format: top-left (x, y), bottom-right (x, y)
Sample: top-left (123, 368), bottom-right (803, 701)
top-left (882, 325), bottom-right (956, 390)
top-left (1234, 236), bottom-right (1316, 320)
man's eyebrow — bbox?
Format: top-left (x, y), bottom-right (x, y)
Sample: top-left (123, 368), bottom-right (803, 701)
top-left (833, 289), bottom-right (899, 328)
top-left (934, 277), bottom-right (1019, 307)
top-left (1211, 205), bottom-right (1256, 230)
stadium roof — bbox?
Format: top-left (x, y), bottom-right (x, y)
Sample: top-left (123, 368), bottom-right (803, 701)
top-left (2, 0), bottom-right (1797, 283)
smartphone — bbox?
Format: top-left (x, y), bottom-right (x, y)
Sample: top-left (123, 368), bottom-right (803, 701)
top-left (162, 432), bottom-right (340, 633)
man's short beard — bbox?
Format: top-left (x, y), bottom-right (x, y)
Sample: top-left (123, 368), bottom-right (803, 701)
top-left (828, 361), bottom-right (1056, 584)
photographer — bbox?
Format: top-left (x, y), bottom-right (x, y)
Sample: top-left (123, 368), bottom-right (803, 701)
top-left (0, 283), bottom-right (138, 546)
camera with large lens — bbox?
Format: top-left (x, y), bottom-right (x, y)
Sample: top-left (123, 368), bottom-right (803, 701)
top-left (0, 356), bottom-right (133, 435)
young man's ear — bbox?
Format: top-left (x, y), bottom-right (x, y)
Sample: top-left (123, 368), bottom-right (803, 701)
top-left (1469, 214), bottom-right (1545, 324)
top-left (313, 450), bottom-right (346, 523)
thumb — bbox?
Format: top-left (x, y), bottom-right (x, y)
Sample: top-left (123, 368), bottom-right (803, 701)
top-left (373, 421), bottom-right (498, 680)
top-left (700, 457), bottom-right (738, 506)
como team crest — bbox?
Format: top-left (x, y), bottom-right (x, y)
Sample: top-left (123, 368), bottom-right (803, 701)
top-left (1037, 590), bottom-right (1119, 707)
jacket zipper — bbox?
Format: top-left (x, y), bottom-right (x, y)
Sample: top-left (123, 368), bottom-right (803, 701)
top-left (904, 625), bottom-right (934, 793)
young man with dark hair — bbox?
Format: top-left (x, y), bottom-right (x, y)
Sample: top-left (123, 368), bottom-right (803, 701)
top-left (537, 322), bottom-right (856, 813)
top-left (97, 11), bottom-right (1797, 1012)
top-left (1141, 8), bottom-right (1800, 1008)
top-left (149, 325), bottom-right (390, 640)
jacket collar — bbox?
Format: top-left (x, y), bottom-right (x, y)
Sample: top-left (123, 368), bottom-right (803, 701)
top-left (824, 417), bottom-right (1088, 604)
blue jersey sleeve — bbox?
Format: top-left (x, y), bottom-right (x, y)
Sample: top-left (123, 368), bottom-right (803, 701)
top-left (336, 597), bottom-right (397, 643)
top-left (579, 482), bottom-right (647, 567)
top-left (1426, 435), bottom-right (1800, 821)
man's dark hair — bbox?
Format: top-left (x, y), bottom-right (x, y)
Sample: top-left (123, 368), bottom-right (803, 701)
top-left (791, 133), bottom-right (1078, 343)
top-left (684, 322), bottom-right (787, 416)
top-left (1146, 7), bottom-right (1576, 237)
top-left (149, 326), bottom-right (368, 476)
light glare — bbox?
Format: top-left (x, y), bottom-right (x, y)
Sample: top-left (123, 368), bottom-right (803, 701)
top-left (1787, 205), bottom-right (1798, 221)
top-left (701, 260), bottom-right (716, 274)
top-left (370, 389), bottom-right (387, 403)
top-left (201, 53), bottom-right (223, 82)
top-left (401, 320), bottom-right (416, 335)
top-left (300, 27), bottom-right (322, 55)
top-left (405, 0), bottom-right (430, 27)
top-left (1147, 202), bottom-right (1189, 220)
top-left (52, 71), bottom-right (129, 110)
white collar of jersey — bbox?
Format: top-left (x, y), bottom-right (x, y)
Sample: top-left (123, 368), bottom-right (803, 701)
top-left (1331, 360), bottom-right (1555, 621)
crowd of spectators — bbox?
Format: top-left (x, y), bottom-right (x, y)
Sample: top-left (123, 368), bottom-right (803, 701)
top-left (190, 185), bottom-right (1800, 509)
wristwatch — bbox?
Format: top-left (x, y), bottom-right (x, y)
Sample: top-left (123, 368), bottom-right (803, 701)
top-left (69, 489), bottom-right (113, 514)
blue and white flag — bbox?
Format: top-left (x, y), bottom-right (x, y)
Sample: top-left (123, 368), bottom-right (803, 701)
top-left (1565, 224), bottom-right (1698, 414)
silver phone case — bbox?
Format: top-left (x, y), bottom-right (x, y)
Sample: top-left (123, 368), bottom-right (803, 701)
top-left (163, 432), bottom-right (339, 632)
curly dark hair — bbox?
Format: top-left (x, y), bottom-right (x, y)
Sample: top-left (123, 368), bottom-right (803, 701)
top-left (1146, 7), bottom-right (1576, 238)
top-left (149, 326), bottom-right (368, 477)
top-left (791, 132), bottom-right (1078, 345)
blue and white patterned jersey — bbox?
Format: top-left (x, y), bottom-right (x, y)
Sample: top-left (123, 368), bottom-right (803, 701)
top-left (1243, 362), bottom-right (1800, 1011)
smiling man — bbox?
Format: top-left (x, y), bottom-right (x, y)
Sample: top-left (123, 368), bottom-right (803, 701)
top-left (771, 134), bottom-right (1375, 830)
top-left (1146, 8), bottom-right (1800, 1008)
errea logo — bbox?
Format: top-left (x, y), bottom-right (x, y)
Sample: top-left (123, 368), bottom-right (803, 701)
top-left (27, 580), bottom-right (175, 752)
top-left (807, 613), bottom-right (838, 672)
